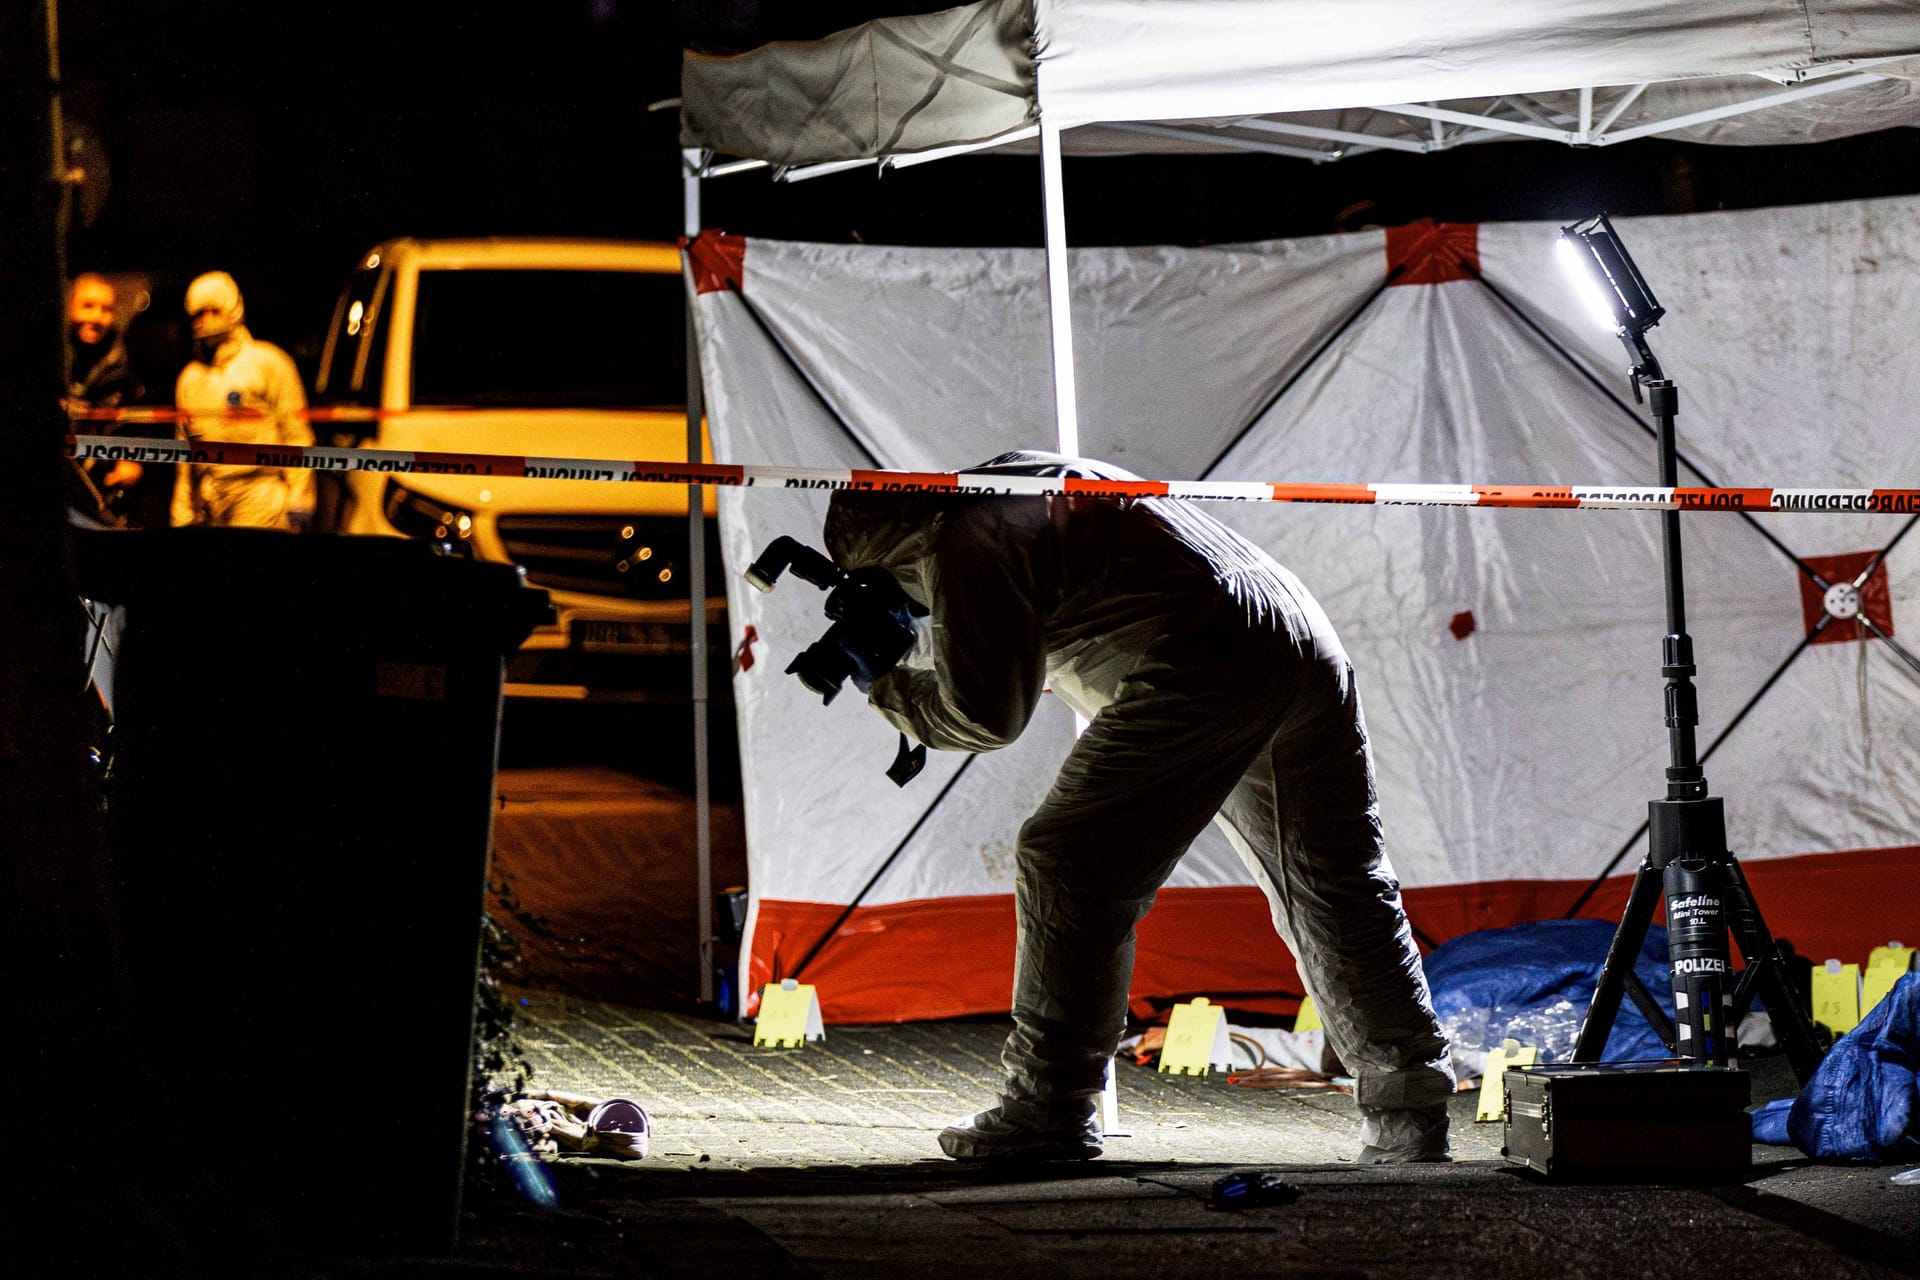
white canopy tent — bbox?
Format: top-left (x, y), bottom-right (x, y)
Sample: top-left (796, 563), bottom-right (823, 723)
top-left (671, 1), bottom-right (1920, 1011)
top-left (682, 1), bottom-right (1920, 167)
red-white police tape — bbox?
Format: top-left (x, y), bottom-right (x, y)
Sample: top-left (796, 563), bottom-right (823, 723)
top-left (69, 406), bottom-right (370, 424)
top-left (67, 406), bottom-right (580, 424)
top-left (65, 434), bottom-right (1920, 514)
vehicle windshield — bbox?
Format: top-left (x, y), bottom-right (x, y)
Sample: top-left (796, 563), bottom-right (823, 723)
top-left (410, 267), bottom-right (687, 409)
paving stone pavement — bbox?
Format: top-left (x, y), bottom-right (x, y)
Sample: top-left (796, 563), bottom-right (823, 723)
top-left (436, 994), bottom-right (1920, 1279)
top-left (509, 990), bottom-right (1441, 1169)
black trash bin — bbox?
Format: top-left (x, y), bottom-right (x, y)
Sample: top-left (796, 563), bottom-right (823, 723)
top-left (75, 528), bottom-right (550, 1257)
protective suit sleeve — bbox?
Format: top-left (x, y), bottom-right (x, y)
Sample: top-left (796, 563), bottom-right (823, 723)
top-left (169, 463), bottom-right (194, 527)
top-left (867, 502), bottom-right (1050, 753)
top-left (266, 347), bottom-right (316, 518)
top-left (170, 369), bottom-right (195, 527)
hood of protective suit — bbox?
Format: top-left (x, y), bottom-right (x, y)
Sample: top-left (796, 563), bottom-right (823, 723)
top-left (824, 490), bottom-right (945, 576)
top-left (185, 271), bottom-right (245, 342)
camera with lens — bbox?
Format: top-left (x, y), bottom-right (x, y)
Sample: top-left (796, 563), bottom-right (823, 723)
top-left (744, 535), bottom-right (925, 705)
top-left (745, 535), bottom-right (930, 786)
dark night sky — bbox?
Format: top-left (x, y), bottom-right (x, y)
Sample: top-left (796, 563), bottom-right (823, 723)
top-left (56, 1), bottom-right (1920, 382)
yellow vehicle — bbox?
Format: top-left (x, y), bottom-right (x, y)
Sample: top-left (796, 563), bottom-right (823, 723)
top-left (313, 238), bottom-right (722, 701)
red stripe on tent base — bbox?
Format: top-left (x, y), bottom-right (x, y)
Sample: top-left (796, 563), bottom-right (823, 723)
top-left (747, 845), bottom-right (1916, 1024)
top-left (745, 887), bottom-right (1301, 1024)
top-left (683, 229), bottom-right (747, 295)
top-left (1385, 220), bottom-right (1479, 286)
top-left (1398, 845), bottom-right (1919, 967)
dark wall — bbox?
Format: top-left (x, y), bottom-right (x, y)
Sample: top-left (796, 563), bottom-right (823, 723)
top-left (61, 2), bottom-right (687, 376)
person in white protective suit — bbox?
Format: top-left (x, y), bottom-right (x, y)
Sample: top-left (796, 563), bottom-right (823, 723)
top-left (171, 271), bottom-right (315, 530)
top-left (823, 451), bottom-right (1455, 1164)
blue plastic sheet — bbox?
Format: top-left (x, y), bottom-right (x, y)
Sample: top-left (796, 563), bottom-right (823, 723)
top-left (1751, 1097), bottom-right (1794, 1143)
top-left (1422, 919), bottom-right (1672, 1068)
top-left (1751, 972), bottom-right (1920, 1162)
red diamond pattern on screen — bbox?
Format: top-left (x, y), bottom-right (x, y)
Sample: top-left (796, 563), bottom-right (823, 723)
top-left (1796, 550), bottom-right (1895, 645)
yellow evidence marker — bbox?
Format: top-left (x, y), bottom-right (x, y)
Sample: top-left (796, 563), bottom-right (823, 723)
top-left (1476, 1039), bottom-right (1538, 1123)
top-left (1159, 996), bottom-right (1235, 1076)
top-left (754, 978), bottom-right (825, 1048)
top-left (1810, 960), bottom-right (1862, 1038)
top-left (1862, 943), bottom-right (1914, 1018)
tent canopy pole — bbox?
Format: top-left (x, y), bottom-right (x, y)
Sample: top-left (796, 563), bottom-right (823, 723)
top-left (1040, 117), bottom-right (1080, 456)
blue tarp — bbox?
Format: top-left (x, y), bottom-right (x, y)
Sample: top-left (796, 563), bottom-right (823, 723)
top-left (1752, 972), bottom-right (1920, 1162)
top-left (1422, 919), bottom-right (1672, 1065)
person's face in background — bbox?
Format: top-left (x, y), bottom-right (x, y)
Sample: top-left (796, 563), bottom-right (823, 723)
top-left (68, 276), bottom-right (117, 347)
top-left (189, 303), bottom-right (226, 343)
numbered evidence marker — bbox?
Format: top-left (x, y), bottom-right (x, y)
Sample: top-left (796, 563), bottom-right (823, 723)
top-left (753, 978), bottom-right (825, 1048)
top-left (1810, 959), bottom-right (1863, 1038)
top-left (1476, 1039), bottom-right (1537, 1123)
top-left (1158, 996), bottom-right (1235, 1076)
top-left (1862, 943), bottom-right (1915, 1017)
top-left (1293, 994), bottom-right (1323, 1032)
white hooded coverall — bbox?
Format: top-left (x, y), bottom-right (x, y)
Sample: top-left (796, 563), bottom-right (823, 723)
top-left (172, 272), bottom-right (315, 530)
top-left (824, 452), bottom-right (1453, 1154)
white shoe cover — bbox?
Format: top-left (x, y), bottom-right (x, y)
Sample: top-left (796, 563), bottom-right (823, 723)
top-left (938, 1100), bottom-right (1103, 1162)
top-left (1357, 1104), bottom-right (1451, 1164)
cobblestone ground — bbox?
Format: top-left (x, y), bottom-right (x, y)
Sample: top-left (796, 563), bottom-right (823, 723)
top-left (509, 990), bottom-right (1504, 1169)
top-left (448, 995), bottom-right (1915, 1280)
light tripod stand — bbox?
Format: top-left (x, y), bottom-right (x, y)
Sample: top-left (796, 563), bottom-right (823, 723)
top-left (1558, 214), bottom-right (1824, 1083)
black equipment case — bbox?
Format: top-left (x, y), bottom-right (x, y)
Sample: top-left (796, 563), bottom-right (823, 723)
top-left (1502, 1061), bottom-right (1752, 1181)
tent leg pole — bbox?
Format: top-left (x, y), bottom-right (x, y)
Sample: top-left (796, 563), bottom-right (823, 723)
top-left (1039, 119), bottom-right (1080, 456)
top-left (1042, 120), bottom-right (1089, 742)
top-left (683, 150), bottom-right (715, 1008)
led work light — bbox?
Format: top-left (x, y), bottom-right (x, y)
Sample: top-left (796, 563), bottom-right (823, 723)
top-left (1557, 213), bottom-right (1666, 338)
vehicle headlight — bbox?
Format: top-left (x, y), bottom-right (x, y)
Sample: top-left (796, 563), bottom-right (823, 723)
top-left (383, 481), bottom-right (475, 554)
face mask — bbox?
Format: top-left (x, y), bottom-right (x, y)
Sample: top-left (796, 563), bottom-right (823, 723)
top-left (185, 272), bottom-right (244, 353)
